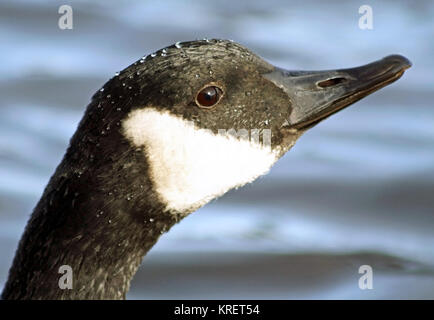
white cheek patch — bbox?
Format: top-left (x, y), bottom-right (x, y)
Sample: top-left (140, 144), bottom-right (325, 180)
top-left (122, 107), bottom-right (279, 213)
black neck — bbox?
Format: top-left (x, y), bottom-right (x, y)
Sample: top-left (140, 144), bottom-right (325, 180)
top-left (2, 110), bottom-right (179, 299)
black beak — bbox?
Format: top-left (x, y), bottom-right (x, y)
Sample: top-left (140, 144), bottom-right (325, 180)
top-left (264, 55), bottom-right (412, 130)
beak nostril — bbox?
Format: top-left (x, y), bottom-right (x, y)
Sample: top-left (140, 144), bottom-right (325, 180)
top-left (317, 77), bottom-right (347, 88)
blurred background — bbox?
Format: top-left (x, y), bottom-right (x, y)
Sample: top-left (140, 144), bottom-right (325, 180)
top-left (1, 0), bottom-right (433, 299)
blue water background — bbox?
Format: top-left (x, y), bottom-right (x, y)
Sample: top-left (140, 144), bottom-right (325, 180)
top-left (0, 0), bottom-right (433, 298)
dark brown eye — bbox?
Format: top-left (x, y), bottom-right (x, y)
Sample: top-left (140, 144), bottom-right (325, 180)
top-left (195, 85), bottom-right (223, 108)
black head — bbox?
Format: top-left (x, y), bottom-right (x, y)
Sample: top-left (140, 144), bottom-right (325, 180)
top-left (69, 39), bottom-right (411, 216)
top-left (87, 39), bottom-right (411, 157)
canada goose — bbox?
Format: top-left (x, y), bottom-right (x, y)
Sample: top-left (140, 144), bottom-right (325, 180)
top-left (1, 39), bottom-right (411, 299)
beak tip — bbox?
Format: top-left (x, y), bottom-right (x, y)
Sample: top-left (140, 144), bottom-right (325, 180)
top-left (383, 54), bottom-right (412, 70)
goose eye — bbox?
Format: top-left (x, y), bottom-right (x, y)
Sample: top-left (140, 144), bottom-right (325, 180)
top-left (195, 85), bottom-right (223, 108)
